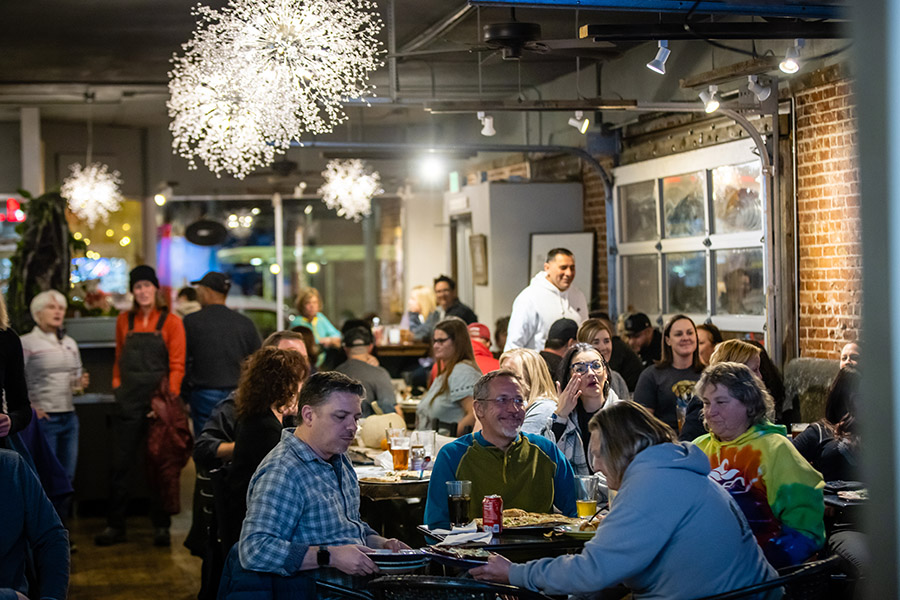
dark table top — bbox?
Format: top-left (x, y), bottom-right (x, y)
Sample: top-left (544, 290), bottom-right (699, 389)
top-left (417, 525), bottom-right (586, 561)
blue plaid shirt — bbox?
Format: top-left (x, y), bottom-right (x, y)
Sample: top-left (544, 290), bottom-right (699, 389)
top-left (238, 429), bottom-right (377, 575)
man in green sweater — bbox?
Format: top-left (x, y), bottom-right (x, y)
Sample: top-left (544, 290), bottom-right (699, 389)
top-left (424, 370), bottom-right (577, 528)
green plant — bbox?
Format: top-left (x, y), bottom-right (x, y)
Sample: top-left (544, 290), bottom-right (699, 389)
top-left (6, 190), bottom-right (86, 332)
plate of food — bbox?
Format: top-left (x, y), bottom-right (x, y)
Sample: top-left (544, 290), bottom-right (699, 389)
top-left (367, 549), bottom-right (427, 563)
top-left (824, 480), bottom-right (865, 493)
top-left (555, 520), bottom-right (600, 540)
top-left (356, 468), bottom-right (430, 484)
top-left (836, 488), bottom-right (868, 502)
top-left (422, 546), bottom-right (494, 569)
top-left (474, 509), bottom-right (584, 533)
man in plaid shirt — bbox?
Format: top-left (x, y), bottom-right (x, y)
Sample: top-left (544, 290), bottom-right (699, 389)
top-left (238, 371), bottom-right (408, 576)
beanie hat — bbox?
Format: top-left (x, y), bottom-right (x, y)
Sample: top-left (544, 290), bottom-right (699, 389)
top-left (129, 265), bottom-right (160, 291)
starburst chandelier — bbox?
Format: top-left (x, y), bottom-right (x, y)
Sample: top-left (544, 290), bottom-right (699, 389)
top-left (61, 94), bottom-right (123, 227)
top-left (318, 159), bottom-right (382, 221)
top-left (168, 0), bottom-right (384, 179)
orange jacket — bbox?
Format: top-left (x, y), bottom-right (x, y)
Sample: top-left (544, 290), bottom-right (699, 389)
top-left (112, 308), bottom-right (186, 397)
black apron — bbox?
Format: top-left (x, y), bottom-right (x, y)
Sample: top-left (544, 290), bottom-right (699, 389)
top-left (116, 310), bottom-right (170, 411)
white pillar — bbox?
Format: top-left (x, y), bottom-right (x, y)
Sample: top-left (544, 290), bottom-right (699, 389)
top-left (856, 0), bottom-right (899, 596)
top-left (19, 108), bottom-right (43, 195)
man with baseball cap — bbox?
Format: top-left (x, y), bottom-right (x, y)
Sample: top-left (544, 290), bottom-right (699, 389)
top-left (622, 312), bottom-right (662, 370)
top-left (541, 318), bottom-right (578, 379)
top-left (183, 271), bottom-right (261, 435)
top-left (468, 322), bottom-right (500, 375)
top-left (334, 327), bottom-right (396, 416)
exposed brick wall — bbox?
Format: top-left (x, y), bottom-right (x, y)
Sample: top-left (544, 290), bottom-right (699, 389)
top-left (793, 65), bottom-right (861, 358)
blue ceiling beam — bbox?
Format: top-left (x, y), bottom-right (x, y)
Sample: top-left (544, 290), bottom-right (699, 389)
top-left (468, 0), bottom-right (846, 20)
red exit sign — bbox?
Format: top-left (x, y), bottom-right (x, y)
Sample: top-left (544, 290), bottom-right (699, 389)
top-left (0, 198), bottom-right (25, 223)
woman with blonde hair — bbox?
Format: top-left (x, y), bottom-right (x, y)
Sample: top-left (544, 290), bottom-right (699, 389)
top-left (402, 285), bottom-right (437, 342)
top-left (577, 318), bottom-right (630, 400)
top-left (0, 291), bottom-right (31, 444)
top-left (499, 348), bottom-right (557, 434)
top-left (416, 318), bottom-right (481, 436)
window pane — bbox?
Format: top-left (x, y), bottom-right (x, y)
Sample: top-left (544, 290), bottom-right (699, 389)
top-left (667, 251), bottom-right (707, 313)
top-left (712, 161), bottom-right (763, 233)
top-left (663, 171), bottom-right (705, 238)
top-left (618, 181), bottom-right (657, 242)
top-left (623, 255), bottom-right (660, 315)
top-left (715, 248), bottom-right (765, 316)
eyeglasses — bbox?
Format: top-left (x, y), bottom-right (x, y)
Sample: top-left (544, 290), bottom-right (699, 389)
top-left (478, 396), bottom-right (526, 407)
top-left (432, 336), bottom-right (451, 345)
top-left (571, 360), bottom-right (604, 374)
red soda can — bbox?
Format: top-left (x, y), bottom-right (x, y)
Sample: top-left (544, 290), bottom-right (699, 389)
top-left (482, 495), bottom-right (503, 533)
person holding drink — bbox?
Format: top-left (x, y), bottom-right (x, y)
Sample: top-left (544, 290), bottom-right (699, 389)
top-left (424, 370), bottom-right (576, 529)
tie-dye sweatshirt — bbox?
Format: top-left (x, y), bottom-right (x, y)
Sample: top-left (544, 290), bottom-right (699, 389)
top-left (693, 422), bottom-right (825, 568)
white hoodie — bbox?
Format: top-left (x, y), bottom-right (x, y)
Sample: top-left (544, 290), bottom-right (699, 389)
top-left (504, 271), bottom-right (588, 351)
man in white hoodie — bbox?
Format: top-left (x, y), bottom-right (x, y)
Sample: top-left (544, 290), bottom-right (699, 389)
top-left (505, 248), bottom-right (588, 351)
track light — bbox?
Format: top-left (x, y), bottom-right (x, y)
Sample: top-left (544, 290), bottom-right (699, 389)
top-left (568, 111), bottom-right (590, 134)
top-left (646, 40), bottom-right (670, 75)
top-left (780, 39), bottom-right (805, 74)
top-left (477, 111), bottom-right (496, 137)
top-left (699, 85), bottom-right (720, 113)
top-left (747, 75), bottom-right (771, 102)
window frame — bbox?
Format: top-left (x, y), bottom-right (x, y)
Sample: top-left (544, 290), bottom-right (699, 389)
top-left (612, 139), bottom-right (767, 335)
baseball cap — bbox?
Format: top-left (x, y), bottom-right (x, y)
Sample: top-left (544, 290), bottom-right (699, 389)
top-left (546, 318), bottom-right (578, 344)
top-left (468, 322), bottom-right (490, 341)
top-left (343, 326), bottom-right (374, 347)
top-left (623, 312), bottom-right (652, 336)
top-left (190, 271), bottom-right (231, 295)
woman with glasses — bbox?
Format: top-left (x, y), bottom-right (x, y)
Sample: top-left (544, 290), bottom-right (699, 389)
top-left (543, 342), bottom-right (622, 478)
top-left (498, 348), bottom-right (558, 435)
top-left (577, 318), bottom-right (630, 400)
top-left (415, 318), bottom-right (481, 436)
top-left (633, 314), bottom-right (704, 434)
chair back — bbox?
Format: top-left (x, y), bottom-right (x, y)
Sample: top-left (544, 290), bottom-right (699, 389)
top-left (369, 575), bottom-right (553, 600)
top-left (694, 555), bottom-right (842, 600)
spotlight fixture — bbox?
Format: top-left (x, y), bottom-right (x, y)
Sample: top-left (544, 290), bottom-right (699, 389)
top-left (477, 111), bottom-right (496, 137)
top-left (568, 111), bottom-right (590, 134)
top-left (779, 39), bottom-right (805, 74)
top-left (699, 85), bottom-right (720, 113)
top-left (646, 40), bottom-right (670, 75)
top-left (747, 75), bottom-right (771, 102)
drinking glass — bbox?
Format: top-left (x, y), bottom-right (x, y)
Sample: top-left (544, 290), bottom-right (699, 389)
top-left (575, 475), bottom-right (599, 518)
top-left (386, 427), bottom-right (410, 470)
top-left (410, 430), bottom-right (436, 461)
top-left (446, 480), bottom-right (472, 527)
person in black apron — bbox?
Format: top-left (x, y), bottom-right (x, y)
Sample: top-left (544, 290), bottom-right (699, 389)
top-left (95, 265), bottom-right (186, 547)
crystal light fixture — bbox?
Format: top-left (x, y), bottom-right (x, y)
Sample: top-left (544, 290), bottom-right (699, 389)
top-left (318, 159), bottom-right (383, 221)
top-left (168, 0), bottom-right (384, 179)
top-left (61, 95), bottom-right (123, 227)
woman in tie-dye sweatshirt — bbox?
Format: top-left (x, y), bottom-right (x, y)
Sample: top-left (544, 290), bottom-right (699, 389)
top-left (693, 362), bottom-right (824, 569)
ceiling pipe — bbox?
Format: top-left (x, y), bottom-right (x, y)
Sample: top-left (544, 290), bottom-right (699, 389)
top-left (397, 4), bottom-right (475, 54)
top-left (579, 21), bottom-right (846, 42)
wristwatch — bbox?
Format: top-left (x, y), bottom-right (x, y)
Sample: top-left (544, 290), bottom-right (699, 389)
top-left (317, 546), bottom-right (330, 567)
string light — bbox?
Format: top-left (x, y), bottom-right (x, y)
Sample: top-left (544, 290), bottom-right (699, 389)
top-left (318, 159), bottom-right (383, 221)
top-left (168, 0), bottom-right (384, 179)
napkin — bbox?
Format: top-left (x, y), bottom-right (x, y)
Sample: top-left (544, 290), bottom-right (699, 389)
top-left (437, 530), bottom-right (493, 546)
top-left (375, 451), bottom-right (393, 470)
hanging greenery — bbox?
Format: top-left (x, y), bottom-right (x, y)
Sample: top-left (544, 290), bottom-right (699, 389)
top-left (6, 190), bottom-right (86, 332)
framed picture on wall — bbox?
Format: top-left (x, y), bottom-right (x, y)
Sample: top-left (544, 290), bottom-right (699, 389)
top-left (469, 234), bottom-right (488, 286)
top-left (529, 231), bottom-right (595, 299)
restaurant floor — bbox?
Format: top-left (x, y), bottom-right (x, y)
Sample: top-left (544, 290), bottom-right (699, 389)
top-left (68, 460), bottom-right (202, 599)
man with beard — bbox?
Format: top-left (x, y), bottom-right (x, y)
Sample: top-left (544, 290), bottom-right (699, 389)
top-left (424, 370), bottom-right (577, 529)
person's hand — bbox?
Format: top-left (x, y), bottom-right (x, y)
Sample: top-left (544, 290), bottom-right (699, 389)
top-left (364, 354), bottom-right (380, 367)
top-left (82, 371), bottom-right (91, 389)
top-left (380, 538), bottom-right (411, 551)
top-left (0, 413), bottom-right (11, 437)
top-left (146, 410), bottom-right (157, 419)
top-left (16, 591), bottom-right (30, 600)
top-left (35, 409), bottom-right (50, 420)
top-left (555, 374), bottom-right (583, 420)
top-left (329, 544), bottom-right (379, 576)
top-left (470, 554), bottom-right (512, 583)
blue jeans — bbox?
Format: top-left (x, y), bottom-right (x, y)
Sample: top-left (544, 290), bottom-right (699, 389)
top-left (36, 411), bottom-right (80, 483)
top-left (187, 388), bottom-right (233, 435)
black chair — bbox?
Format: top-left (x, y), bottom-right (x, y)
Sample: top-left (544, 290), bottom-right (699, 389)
top-left (694, 555), bottom-right (842, 600)
top-left (369, 575), bottom-right (554, 600)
